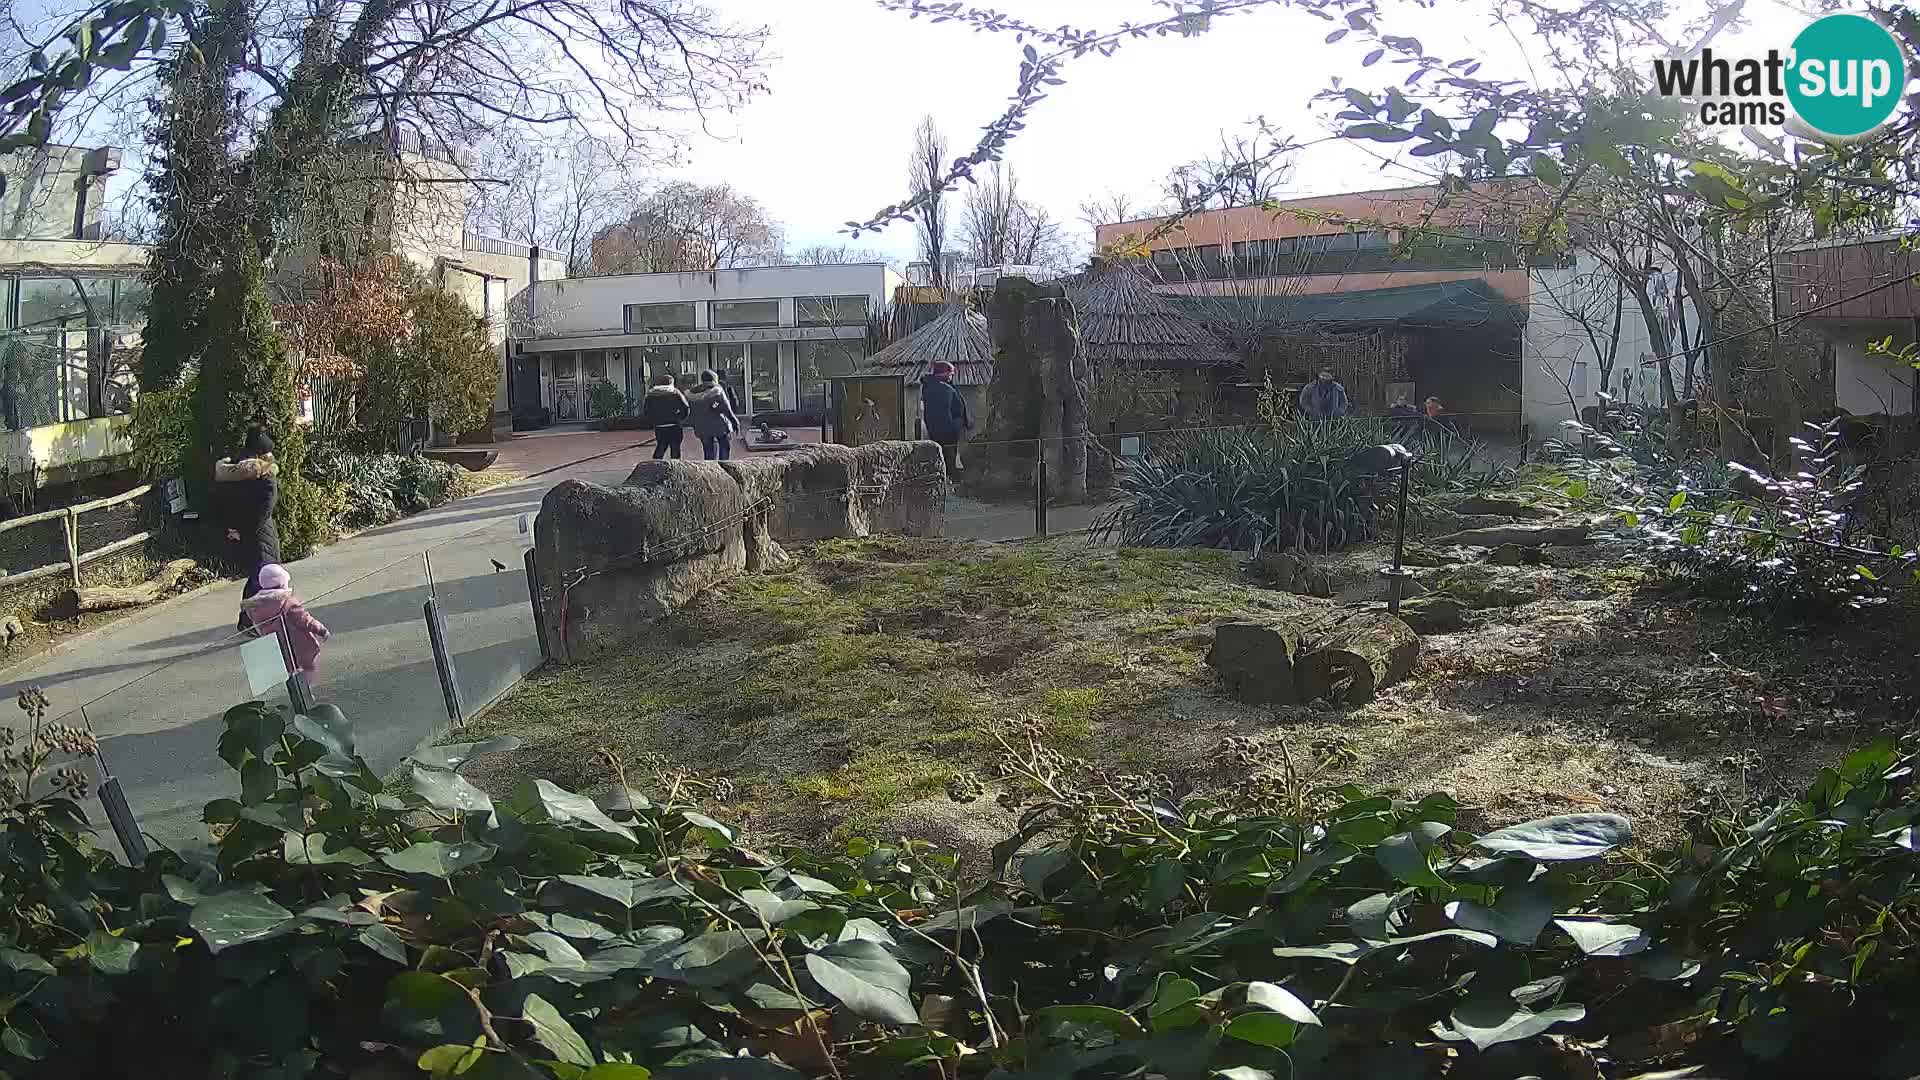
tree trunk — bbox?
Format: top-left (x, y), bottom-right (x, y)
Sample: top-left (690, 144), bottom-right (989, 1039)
top-left (1206, 621), bottom-right (1305, 705)
top-left (983, 277), bottom-right (1089, 499)
top-left (1294, 612), bottom-right (1421, 705)
top-left (70, 559), bottom-right (197, 613)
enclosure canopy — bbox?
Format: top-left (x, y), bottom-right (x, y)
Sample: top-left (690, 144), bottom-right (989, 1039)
top-left (858, 303), bottom-right (993, 386)
top-left (1061, 257), bottom-right (1239, 371)
top-left (1172, 279), bottom-right (1523, 330)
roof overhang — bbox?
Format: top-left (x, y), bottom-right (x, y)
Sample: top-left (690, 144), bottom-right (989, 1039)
top-left (520, 325), bottom-right (866, 352)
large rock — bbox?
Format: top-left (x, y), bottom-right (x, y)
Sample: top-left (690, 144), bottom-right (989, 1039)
top-left (1447, 494), bottom-right (1560, 520)
top-left (534, 463), bottom-right (748, 663)
top-left (536, 441), bottom-right (948, 664)
top-left (720, 441), bottom-right (948, 567)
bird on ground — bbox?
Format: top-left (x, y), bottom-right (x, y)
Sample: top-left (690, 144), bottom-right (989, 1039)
top-left (491, 558), bottom-right (508, 573)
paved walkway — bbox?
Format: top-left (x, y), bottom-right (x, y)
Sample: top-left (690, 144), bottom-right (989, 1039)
top-left (0, 438), bottom-right (657, 846)
top-left (0, 432), bottom-right (1087, 849)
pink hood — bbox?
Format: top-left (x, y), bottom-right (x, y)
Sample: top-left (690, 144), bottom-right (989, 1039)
top-left (242, 588), bottom-right (331, 675)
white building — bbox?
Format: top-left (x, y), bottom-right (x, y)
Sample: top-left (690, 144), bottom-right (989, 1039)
top-left (511, 263), bottom-right (904, 425)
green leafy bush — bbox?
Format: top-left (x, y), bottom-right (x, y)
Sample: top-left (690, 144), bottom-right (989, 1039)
top-left (1094, 420), bottom-right (1503, 553)
top-left (2, 686), bottom-right (1913, 1078)
top-left (303, 447), bottom-right (460, 530)
top-left (124, 382), bottom-right (194, 480)
top-left (588, 382), bottom-right (629, 420)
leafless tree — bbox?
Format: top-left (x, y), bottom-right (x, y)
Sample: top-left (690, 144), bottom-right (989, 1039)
top-left (1159, 126), bottom-right (1297, 213)
top-left (906, 115), bottom-right (950, 288)
top-left (466, 133), bottom-right (639, 274)
top-left (784, 242), bottom-right (893, 266)
top-left (589, 181), bottom-right (782, 274)
top-left (959, 162), bottom-right (1074, 274)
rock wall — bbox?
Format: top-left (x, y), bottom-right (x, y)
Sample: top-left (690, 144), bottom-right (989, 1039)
top-left (534, 441), bottom-right (947, 663)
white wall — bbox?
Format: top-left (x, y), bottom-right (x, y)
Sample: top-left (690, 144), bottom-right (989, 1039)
top-left (1522, 253), bottom-right (1688, 438)
top-left (0, 144), bottom-right (115, 241)
top-left (1827, 319), bottom-right (1916, 415)
top-left (521, 264), bottom-right (900, 343)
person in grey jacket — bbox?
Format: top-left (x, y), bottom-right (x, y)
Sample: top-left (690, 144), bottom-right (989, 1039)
top-left (688, 370), bottom-right (740, 460)
top-left (1298, 368), bottom-right (1350, 420)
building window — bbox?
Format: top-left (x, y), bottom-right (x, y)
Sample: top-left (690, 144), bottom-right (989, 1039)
top-left (796, 340), bottom-right (862, 421)
top-left (1571, 361), bottom-right (1590, 399)
top-left (797, 295), bottom-right (868, 326)
top-left (711, 299), bottom-right (781, 329)
top-left (747, 342), bottom-right (780, 415)
top-left (625, 302), bottom-right (697, 333)
top-left (1353, 230), bottom-right (1389, 251)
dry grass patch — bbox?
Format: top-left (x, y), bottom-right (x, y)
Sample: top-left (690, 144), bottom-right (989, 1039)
top-left (464, 534), bottom-right (1918, 852)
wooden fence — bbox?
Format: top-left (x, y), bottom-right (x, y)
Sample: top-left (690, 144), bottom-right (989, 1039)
top-left (0, 484), bottom-right (157, 589)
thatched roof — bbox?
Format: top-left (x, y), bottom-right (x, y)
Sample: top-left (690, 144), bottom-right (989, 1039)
top-left (859, 304), bottom-right (993, 386)
top-left (1063, 257), bottom-right (1238, 371)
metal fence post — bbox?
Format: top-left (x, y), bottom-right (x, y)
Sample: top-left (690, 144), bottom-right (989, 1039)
top-left (83, 707), bottom-right (147, 866)
top-left (424, 595), bottom-right (465, 725)
top-left (525, 548), bottom-right (551, 663)
top-left (1035, 451), bottom-right (1048, 538)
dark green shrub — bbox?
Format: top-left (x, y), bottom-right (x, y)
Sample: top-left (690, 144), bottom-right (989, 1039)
top-left (302, 448), bottom-right (459, 529)
top-left (588, 381), bottom-right (628, 420)
top-left (3, 685), bottom-right (1913, 1079)
top-left (1094, 420), bottom-right (1503, 553)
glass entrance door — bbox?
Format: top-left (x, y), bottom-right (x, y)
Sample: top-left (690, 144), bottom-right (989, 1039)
top-left (747, 342), bottom-right (780, 417)
top-left (709, 343), bottom-right (749, 419)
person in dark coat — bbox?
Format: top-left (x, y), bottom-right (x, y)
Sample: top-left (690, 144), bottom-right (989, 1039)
top-left (920, 360), bottom-right (972, 474)
top-left (215, 425), bottom-right (282, 634)
top-left (639, 374), bottom-right (690, 459)
top-left (688, 369), bottom-right (740, 460)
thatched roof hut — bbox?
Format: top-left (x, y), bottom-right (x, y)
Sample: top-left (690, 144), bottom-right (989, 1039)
top-left (1062, 257), bottom-right (1238, 372)
top-left (859, 303), bottom-right (993, 386)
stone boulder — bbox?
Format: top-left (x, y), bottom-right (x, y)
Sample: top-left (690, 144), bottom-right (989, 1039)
top-left (536, 441), bottom-right (948, 664)
top-left (719, 440), bottom-right (948, 568)
top-left (534, 462), bottom-right (748, 663)
top-left (1425, 522), bottom-right (1591, 548)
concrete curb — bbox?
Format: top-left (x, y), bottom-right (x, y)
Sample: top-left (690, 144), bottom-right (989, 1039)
top-left (0, 574), bottom-right (237, 686)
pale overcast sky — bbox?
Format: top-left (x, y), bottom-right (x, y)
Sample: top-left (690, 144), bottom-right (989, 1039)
top-left (665, 0), bottom-right (1811, 264)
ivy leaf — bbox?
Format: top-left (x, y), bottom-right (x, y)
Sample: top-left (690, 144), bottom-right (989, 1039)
top-left (1325, 28), bottom-right (1348, 42)
top-left (381, 841), bottom-right (496, 879)
top-left (1474, 814), bottom-right (1631, 861)
top-left (1445, 887), bottom-right (1552, 945)
top-left (407, 736), bottom-right (522, 773)
top-left (416, 1042), bottom-right (485, 1077)
top-left (1347, 889), bottom-right (1415, 941)
top-left (681, 811), bottom-right (734, 846)
top-left (86, 930), bottom-right (138, 975)
top-left (410, 765), bottom-right (495, 819)
top-left (738, 889), bottom-right (820, 926)
top-left (293, 704), bottom-right (354, 758)
top-left (554, 874), bottom-right (687, 909)
top-left (1363, 48), bottom-right (1384, 66)
top-left (359, 923), bottom-right (408, 964)
top-left (1532, 154), bottom-right (1565, 188)
top-left (1143, 860), bottom-right (1185, 910)
top-left (805, 940), bottom-right (919, 1026)
top-left (523, 993), bottom-right (595, 1067)
top-left (1225, 1011), bottom-right (1298, 1049)
top-left (240, 759), bottom-right (278, 805)
top-left (1447, 1000), bottom-right (1586, 1050)
top-left (1033, 1004), bottom-right (1145, 1036)
top-left (1376, 831), bottom-right (1447, 887)
top-left (660, 929), bottom-right (767, 987)
top-left (190, 891), bottom-right (296, 953)
top-left (524, 779), bottom-right (637, 844)
top-left (0, 947), bottom-right (54, 976)
top-left (1553, 918), bottom-right (1651, 957)
top-left (1245, 981), bottom-right (1320, 1025)
top-left (284, 833), bottom-right (372, 866)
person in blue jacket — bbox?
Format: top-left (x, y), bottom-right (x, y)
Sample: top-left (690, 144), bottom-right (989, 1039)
top-left (920, 360), bottom-right (972, 474)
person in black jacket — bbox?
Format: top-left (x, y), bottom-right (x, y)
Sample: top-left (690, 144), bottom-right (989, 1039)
top-left (920, 361), bottom-right (972, 474)
top-left (215, 424), bottom-right (282, 634)
top-left (639, 374), bottom-right (690, 459)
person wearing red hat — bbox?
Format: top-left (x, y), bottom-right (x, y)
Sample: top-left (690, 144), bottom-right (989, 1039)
top-left (920, 360), bottom-right (972, 474)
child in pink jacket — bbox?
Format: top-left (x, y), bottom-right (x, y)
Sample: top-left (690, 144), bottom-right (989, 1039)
top-left (241, 563), bottom-right (331, 676)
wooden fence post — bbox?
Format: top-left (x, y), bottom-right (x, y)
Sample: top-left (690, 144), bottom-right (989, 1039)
top-left (62, 510), bottom-right (80, 588)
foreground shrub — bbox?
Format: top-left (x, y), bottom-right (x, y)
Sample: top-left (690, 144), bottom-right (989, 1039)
top-left (2, 687), bottom-right (1914, 1078)
top-left (1094, 420), bottom-right (1503, 553)
top-left (303, 447), bottom-right (461, 530)
top-left (1547, 413), bottom-right (1917, 617)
